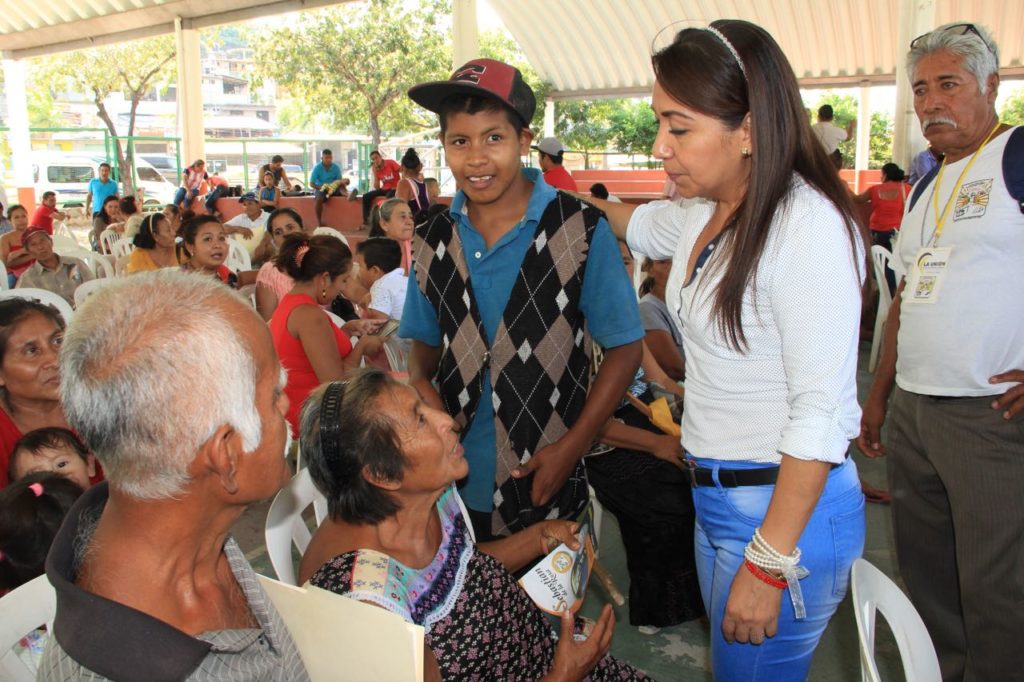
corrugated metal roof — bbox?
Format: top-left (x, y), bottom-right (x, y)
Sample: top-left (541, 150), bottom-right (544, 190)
top-left (0, 0), bottom-right (347, 57)
top-left (488, 0), bottom-right (1024, 97)
top-left (2, 0), bottom-right (1022, 92)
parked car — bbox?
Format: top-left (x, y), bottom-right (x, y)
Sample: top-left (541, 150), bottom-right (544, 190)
top-left (32, 152), bottom-right (178, 207)
top-left (138, 153), bottom-right (181, 184)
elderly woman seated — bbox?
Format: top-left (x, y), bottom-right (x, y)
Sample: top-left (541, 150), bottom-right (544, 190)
top-left (39, 270), bottom-right (308, 680)
top-left (298, 370), bottom-right (649, 681)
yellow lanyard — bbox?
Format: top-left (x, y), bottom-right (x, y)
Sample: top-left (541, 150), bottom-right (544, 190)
top-left (930, 122), bottom-right (1000, 245)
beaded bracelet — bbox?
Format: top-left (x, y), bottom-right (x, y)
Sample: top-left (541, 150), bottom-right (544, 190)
top-left (745, 559), bottom-right (787, 589)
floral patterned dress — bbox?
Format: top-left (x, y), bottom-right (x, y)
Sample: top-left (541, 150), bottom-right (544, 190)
top-left (309, 485), bottom-right (651, 681)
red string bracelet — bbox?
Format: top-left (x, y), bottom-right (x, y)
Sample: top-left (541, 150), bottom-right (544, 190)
top-left (745, 559), bottom-right (787, 589)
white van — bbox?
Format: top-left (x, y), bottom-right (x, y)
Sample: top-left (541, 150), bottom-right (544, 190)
top-left (32, 152), bottom-right (178, 207)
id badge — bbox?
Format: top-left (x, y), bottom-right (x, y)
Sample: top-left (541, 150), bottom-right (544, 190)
top-left (905, 246), bottom-right (952, 304)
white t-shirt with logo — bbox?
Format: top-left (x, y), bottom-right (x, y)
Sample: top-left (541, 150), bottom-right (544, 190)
top-left (892, 126), bottom-right (1024, 396)
top-left (811, 121), bottom-right (848, 154)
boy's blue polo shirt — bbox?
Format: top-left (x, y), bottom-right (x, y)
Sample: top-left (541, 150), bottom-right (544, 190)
top-left (88, 178), bottom-right (118, 214)
top-left (400, 168), bottom-right (643, 512)
top-left (310, 162), bottom-right (341, 188)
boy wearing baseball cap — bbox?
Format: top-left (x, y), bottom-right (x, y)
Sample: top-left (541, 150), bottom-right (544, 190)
top-left (400, 59), bottom-right (643, 539)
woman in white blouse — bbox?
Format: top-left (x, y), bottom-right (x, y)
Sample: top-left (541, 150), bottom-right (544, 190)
top-left (591, 20), bottom-right (866, 680)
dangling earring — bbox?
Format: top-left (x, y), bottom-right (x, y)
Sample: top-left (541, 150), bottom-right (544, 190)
top-left (741, 147), bottom-right (751, 158)
top-left (320, 288), bottom-right (327, 303)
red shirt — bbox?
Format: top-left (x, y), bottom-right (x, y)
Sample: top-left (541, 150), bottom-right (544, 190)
top-left (30, 205), bottom-right (57, 235)
top-left (543, 165), bottom-right (578, 192)
top-left (269, 293), bottom-right (353, 435)
top-left (867, 181), bottom-right (912, 232)
top-left (374, 160), bottom-right (402, 191)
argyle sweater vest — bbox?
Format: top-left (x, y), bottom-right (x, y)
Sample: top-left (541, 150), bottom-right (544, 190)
top-left (412, 193), bottom-right (599, 536)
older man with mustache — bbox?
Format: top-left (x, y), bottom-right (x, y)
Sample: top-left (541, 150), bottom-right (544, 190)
top-left (858, 22), bottom-right (1024, 682)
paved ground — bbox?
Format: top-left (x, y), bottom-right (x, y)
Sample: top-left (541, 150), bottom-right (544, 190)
top-left (232, 341), bottom-right (905, 681)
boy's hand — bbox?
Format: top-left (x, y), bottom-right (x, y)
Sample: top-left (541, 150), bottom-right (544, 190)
top-left (512, 440), bottom-right (580, 507)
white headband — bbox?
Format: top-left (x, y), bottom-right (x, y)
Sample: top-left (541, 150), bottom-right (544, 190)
top-left (705, 26), bottom-right (747, 79)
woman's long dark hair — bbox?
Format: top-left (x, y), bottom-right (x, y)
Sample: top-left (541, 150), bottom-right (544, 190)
top-left (653, 19), bottom-right (863, 350)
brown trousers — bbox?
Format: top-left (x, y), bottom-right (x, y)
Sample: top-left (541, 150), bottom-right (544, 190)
top-left (888, 387), bottom-right (1024, 682)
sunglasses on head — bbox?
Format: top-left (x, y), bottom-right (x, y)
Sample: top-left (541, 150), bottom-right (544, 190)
top-left (910, 23), bottom-right (995, 56)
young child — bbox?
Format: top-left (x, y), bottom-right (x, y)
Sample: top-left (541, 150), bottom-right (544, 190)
top-left (0, 472), bottom-right (84, 673)
top-left (8, 427), bottom-right (97, 491)
top-left (0, 472), bottom-right (84, 594)
top-left (354, 237), bottom-right (407, 322)
top-left (401, 59), bottom-right (643, 539)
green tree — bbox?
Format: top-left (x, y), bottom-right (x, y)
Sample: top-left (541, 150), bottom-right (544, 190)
top-left (1000, 89), bottom-right (1024, 126)
top-left (255, 0), bottom-right (451, 145)
top-left (33, 36), bottom-right (176, 194)
top-left (608, 100), bottom-right (658, 167)
top-left (555, 99), bottom-right (618, 165)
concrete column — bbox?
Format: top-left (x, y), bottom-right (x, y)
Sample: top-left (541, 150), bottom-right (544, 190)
top-left (2, 58), bottom-right (36, 209)
top-left (174, 18), bottom-right (205, 166)
top-left (892, 0), bottom-right (936, 168)
top-left (855, 81), bottom-right (871, 192)
top-left (452, 0), bottom-right (479, 69)
top-left (544, 99), bottom-right (555, 138)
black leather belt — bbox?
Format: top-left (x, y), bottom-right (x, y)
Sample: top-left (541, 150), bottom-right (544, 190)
top-left (685, 463), bottom-right (780, 488)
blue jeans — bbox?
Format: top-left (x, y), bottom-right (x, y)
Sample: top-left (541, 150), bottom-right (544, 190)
top-left (204, 185), bottom-right (225, 214)
top-left (174, 187), bottom-right (199, 210)
top-left (691, 456), bottom-right (864, 680)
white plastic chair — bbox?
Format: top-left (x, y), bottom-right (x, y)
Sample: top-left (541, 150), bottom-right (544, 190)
top-left (868, 245), bottom-right (894, 373)
top-left (313, 226), bottom-right (350, 247)
top-left (0, 574), bottom-right (57, 682)
top-left (99, 228), bottom-right (120, 255)
top-left (114, 254), bottom-right (132, 277)
top-left (0, 260), bottom-right (8, 291)
top-left (73, 277), bottom-right (115, 309)
top-left (53, 221), bottom-right (81, 249)
top-left (226, 239), bottom-right (252, 273)
top-left (111, 237), bottom-right (134, 260)
top-left (851, 558), bottom-right (941, 682)
top-left (57, 248), bottom-right (114, 280)
top-left (264, 468), bottom-right (329, 585)
top-left (0, 288), bottom-right (74, 325)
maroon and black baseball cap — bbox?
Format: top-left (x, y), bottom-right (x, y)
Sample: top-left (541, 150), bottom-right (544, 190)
top-left (408, 58), bottom-right (536, 127)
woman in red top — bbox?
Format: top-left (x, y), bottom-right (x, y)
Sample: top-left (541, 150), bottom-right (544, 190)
top-left (269, 234), bottom-right (383, 434)
top-left (853, 162), bottom-right (911, 252)
top-left (853, 162), bottom-right (910, 294)
top-left (0, 299), bottom-right (73, 489)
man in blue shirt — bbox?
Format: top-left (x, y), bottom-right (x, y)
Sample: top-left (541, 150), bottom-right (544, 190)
top-left (401, 59), bottom-right (643, 539)
top-left (86, 163), bottom-right (118, 217)
top-left (309, 149), bottom-right (348, 227)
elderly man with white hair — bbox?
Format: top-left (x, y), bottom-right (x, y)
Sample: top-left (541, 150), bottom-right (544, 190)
top-left (39, 270), bottom-right (309, 681)
top-left (858, 22), bottom-right (1024, 681)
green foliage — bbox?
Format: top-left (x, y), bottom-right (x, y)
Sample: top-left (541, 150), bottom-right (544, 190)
top-left (254, 0), bottom-right (452, 144)
top-left (202, 26), bottom-right (247, 51)
top-left (1000, 89), bottom-right (1024, 126)
top-left (807, 91), bottom-right (894, 169)
top-left (608, 100), bottom-right (658, 165)
top-left (31, 37), bottom-right (176, 192)
top-left (555, 99), bottom-right (617, 156)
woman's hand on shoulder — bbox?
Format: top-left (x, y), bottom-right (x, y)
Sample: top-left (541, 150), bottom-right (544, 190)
top-left (542, 606), bottom-right (615, 682)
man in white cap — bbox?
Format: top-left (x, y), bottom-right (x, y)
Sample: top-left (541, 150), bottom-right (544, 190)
top-left (533, 137), bottom-right (578, 191)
